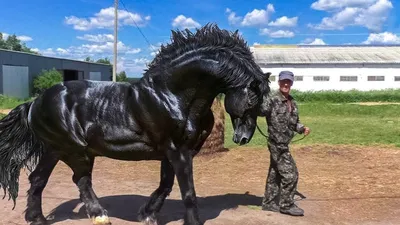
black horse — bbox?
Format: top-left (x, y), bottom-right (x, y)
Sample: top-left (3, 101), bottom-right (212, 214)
top-left (0, 24), bottom-right (270, 225)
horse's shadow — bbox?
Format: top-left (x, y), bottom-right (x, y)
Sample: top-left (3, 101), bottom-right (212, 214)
top-left (46, 192), bottom-right (262, 225)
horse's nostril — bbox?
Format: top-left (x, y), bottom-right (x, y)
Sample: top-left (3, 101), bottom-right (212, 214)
top-left (239, 137), bottom-right (248, 145)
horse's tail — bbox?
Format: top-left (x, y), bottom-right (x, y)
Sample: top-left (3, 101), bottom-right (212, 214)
top-left (0, 101), bottom-right (44, 209)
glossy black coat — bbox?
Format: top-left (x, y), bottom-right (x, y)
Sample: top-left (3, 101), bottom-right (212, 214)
top-left (0, 24), bottom-right (270, 225)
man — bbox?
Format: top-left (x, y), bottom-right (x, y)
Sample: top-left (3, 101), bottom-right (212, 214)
top-left (259, 70), bottom-right (310, 216)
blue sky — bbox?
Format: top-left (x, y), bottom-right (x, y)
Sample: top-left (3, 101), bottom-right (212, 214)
top-left (0, 0), bottom-right (399, 77)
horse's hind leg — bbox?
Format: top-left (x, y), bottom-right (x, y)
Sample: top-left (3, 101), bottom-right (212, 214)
top-left (25, 151), bottom-right (59, 225)
top-left (138, 158), bottom-right (175, 224)
top-left (63, 153), bottom-right (110, 225)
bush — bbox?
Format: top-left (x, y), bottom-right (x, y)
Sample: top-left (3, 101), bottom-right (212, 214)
top-left (33, 68), bottom-right (63, 96)
top-left (290, 89), bottom-right (400, 103)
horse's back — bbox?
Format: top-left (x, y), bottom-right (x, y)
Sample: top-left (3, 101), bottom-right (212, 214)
top-left (29, 80), bottom-right (134, 149)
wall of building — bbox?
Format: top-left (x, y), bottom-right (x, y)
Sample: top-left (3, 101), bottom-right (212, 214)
top-left (262, 64), bottom-right (400, 91)
top-left (0, 50), bottom-right (112, 98)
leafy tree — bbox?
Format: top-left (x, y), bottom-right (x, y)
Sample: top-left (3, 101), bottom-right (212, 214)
top-left (84, 56), bottom-right (94, 62)
top-left (96, 57), bottom-right (111, 65)
top-left (0, 32), bottom-right (39, 54)
top-left (116, 71), bottom-right (128, 82)
top-left (33, 68), bottom-right (63, 96)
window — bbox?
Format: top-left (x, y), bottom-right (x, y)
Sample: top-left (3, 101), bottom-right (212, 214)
top-left (340, 76), bottom-right (358, 82)
top-left (313, 76), bottom-right (330, 81)
top-left (395, 76), bottom-right (400, 81)
top-left (367, 76), bottom-right (384, 81)
top-left (294, 76), bottom-right (303, 81)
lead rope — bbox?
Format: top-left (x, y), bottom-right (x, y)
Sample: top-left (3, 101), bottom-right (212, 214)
top-left (256, 124), bottom-right (306, 143)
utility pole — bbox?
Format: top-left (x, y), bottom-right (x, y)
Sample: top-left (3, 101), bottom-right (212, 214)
top-left (113, 0), bottom-right (118, 82)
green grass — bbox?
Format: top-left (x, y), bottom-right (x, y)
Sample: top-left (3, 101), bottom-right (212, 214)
top-left (0, 113), bottom-right (5, 119)
top-left (224, 102), bottom-right (400, 148)
top-left (0, 95), bottom-right (30, 109)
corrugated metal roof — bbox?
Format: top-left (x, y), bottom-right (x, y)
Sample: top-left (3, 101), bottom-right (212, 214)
top-left (251, 45), bottom-right (400, 64)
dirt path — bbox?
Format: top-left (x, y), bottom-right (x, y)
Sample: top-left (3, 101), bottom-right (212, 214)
top-left (2, 144), bottom-right (400, 225)
top-left (0, 109), bottom-right (11, 114)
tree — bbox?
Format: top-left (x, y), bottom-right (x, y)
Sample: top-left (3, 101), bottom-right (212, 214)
top-left (33, 68), bottom-right (63, 96)
top-left (96, 57), bottom-right (111, 65)
top-left (0, 32), bottom-right (39, 54)
top-left (84, 56), bottom-right (94, 62)
top-left (116, 71), bottom-right (128, 82)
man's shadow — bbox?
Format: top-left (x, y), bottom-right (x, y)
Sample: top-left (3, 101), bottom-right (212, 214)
top-left (46, 192), bottom-right (262, 225)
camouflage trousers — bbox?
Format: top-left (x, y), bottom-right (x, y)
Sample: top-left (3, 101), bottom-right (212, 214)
top-left (262, 140), bottom-right (299, 209)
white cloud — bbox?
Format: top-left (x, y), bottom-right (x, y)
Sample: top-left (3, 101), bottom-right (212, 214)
top-left (226, 5), bottom-right (275, 27)
top-left (117, 57), bottom-right (150, 75)
top-left (16, 35), bottom-right (33, 42)
top-left (300, 38), bottom-right (327, 45)
top-left (226, 8), bottom-right (242, 25)
top-left (362, 32), bottom-right (400, 44)
top-left (309, 0), bottom-right (393, 32)
top-left (37, 40), bottom-right (140, 59)
top-left (268, 16), bottom-right (298, 27)
top-left (311, 0), bottom-right (377, 11)
top-left (172, 15), bottom-right (201, 29)
top-left (64, 7), bottom-right (151, 31)
top-left (77, 34), bottom-right (114, 43)
top-left (241, 4), bottom-right (275, 26)
top-left (1, 32), bottom-right (33, 42)
top-left (260, 28), bottom-right (294, 38)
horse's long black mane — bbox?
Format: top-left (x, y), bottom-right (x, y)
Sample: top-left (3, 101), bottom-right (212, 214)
top-left (144, 23), bottom-right (267, 89)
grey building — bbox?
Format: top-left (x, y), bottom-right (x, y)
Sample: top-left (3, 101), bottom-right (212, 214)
top-left (0, 49), bottom-right (112, 99)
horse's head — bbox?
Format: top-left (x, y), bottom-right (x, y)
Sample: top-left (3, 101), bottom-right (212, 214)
top-left (224, 72), bottom-right (271, 145)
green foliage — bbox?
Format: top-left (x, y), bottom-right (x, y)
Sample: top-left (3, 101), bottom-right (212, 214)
top-left (116, 71), bottom-right (128, 82)
top-left (224, 102), bottom-right (400, 148)
top-left (96, 57), bottom-right (111, 65)
top-left (33, 68), bottom-right (63, 96)
top-left (0, 113), bottom-right (5, 119)
top-left (0, 95), bottom-right (28, 109)
top-left (0, 32), bottom-right (39, 54)
top-left (290, 89), bottom-right (400, 103)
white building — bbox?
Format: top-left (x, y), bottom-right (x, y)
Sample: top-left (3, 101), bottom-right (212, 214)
top-left (251, 45), bottom-right (400, 91)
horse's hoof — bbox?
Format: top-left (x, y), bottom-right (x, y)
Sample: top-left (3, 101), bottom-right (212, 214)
top-left (143, 216), bottom-right (158, 225)
top-left (29, 216), bottom-right (48, 225)
top-left (30, 221), bottom-right (48, 225)
top-left (92, 215), bottom-right (111, 225)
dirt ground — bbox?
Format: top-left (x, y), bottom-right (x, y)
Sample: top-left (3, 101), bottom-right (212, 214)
top-left (2, 144), bottom-right (400, 225)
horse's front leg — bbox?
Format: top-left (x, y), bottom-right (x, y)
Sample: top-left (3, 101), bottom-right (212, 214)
top-left (167, 149), bottom-right (202, 225)
top-left (138, 158), bottom-right (175, 225)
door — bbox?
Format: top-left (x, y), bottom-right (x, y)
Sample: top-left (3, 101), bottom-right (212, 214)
top-left (2, 65), bottom-right (29, 99)
top-left (89, 72), bottom-right (102, 81)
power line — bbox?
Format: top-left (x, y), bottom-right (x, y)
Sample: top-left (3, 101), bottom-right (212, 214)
top-left (119, 0), bottom-right (157, 52)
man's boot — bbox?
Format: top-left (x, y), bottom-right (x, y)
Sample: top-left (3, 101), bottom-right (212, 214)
top-left (280, 204), bottom-right (304, 216)
top-left (262, 203), bottom-right (279, 212)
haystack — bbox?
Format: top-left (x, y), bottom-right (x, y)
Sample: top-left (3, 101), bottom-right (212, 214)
top-left (199, 97), bottom-right (226, 155)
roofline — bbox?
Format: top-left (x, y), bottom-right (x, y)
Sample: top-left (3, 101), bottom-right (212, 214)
top-left (0, 49), bottom-right (113, 67)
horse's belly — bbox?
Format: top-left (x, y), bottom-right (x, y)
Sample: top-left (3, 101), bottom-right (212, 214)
top-left (88, 140), bottom-right (164, 161)
top-left (87, 126), bottom-right (163, 161)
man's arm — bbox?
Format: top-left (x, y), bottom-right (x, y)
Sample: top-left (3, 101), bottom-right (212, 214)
top-left (295, 117), bottom-right (305, 134)
top-left (258, 93), bottom-right (273, 117)
top-left (293, 101), bottom-right (308, 134)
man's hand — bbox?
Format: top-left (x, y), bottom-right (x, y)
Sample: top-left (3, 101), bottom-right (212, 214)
top-left (303, 127), bottom-right (311, 136)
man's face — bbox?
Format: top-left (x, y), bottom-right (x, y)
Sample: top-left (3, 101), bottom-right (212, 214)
top-left (278, 79), bottom-right (293, 94)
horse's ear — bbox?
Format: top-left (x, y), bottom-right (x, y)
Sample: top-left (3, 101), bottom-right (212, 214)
top-left (264, 72), bottom-right (271, 79)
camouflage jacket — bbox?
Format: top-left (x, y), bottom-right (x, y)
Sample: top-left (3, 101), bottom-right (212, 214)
top-left (259, 90), bottom-right (305, 144)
